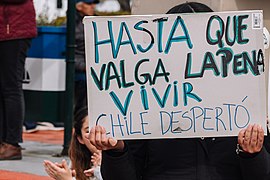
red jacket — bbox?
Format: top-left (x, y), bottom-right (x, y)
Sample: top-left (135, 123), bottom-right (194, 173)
top-left (0, 0), bottom-right (37, 41)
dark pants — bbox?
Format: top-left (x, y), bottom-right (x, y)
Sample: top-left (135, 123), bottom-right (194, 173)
top-left (0, 39), bottom-right (31, 144)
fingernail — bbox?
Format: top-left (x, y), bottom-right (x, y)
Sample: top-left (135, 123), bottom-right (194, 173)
top-left (109, 138), bottom-right (117, 146)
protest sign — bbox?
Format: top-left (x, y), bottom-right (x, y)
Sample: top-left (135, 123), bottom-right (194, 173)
top-left (84, 10), bottom-right (266, 139)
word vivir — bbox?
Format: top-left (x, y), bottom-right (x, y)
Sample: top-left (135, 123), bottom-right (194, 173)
top-left (108, 81), bottom-right (202, 116)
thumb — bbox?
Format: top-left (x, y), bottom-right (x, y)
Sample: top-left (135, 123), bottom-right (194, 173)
top-left (62, 159), bottom-right (68, 170)
top-left (108, 138), bottom-right (117, 147)
top-left (84, 168), bottom-right (94, 177)
top-left (84, 133), bottom-right (90, 139)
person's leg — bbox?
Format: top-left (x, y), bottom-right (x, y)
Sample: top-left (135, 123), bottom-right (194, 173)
top-left (0, 89), bottom-right (4, 144)
top-left (0, 41), bottom-right (8, 144)
top-left (0, 39), bottom-right (31, 146)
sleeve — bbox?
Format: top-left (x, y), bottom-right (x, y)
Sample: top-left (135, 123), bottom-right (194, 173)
top-left (101, 140), bottom-right (147, 180)
top-left (74, 56), bottom-right (86, 72)
top-left (240, 133), bottom-right (270, 180)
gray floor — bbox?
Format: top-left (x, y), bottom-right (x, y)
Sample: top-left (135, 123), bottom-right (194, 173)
top-left (0, 141), bottom-right (69, 176)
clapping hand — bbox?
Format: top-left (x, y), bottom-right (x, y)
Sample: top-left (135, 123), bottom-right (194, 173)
top-left (44, 159), bottom-right (73, 180)
top-left (91, 151), bottom-right (102, 167)
top-left (84, 168), bottom-right (95, 177)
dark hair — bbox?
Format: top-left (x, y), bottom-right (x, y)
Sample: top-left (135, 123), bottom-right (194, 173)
top-left (69, 106), bottom-right (91, 180)
top-left (166, 2), bottom-right (213, 14)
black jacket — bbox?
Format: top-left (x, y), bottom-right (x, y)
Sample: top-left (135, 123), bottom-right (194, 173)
top-left (75, 12), bottom-right (86, 72)
top-left (101, 137), bottom-right (270, 180)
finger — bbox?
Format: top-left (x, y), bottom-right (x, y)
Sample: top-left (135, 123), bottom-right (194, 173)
top-left (94, 152), bottom-right (101, 159)
top-left (95, 125), bottom-right (106, 150)
top-left (44, 166), bottom-right (56, 179)
top-left (91, 156), bottom-right (98, 166)
top-left (84, 168), bottom-right (94, 173)
top-left (89, 127), bottom-right (98, 147)
top-left (91, 156), bottom-right (96, 162)
top-left (43, 160), bottom-right (52, 165)
top-left (108, 137), bottom-right (117, 147)
top-left (46, 168), bottom-right (56, 178)
top-left (95, 126), bottom-right (102, 146)
top-left (55, 162), bottom-right (64, 168)
top-left (44, 167), bottom-right (50, 175)
top-left (84, 168), bottom-right (94, 177)
top-left (45, 163), bottom-right (57, 177)
top-left (91, 153), bottom-right (98, 160)
top-left (97, 150), bottom-right (102, 155)
top-left (250, 124), bottom-right (258, 149)
top-left (46, 161), bottom-right (61, 172)
top-left (238, 129), bottom-right (245, 146)
top-left (62, 159), bottom-right (68, 170)
top-left (91, 158), bottom-right (99, 164)
top-left (101, 126), bottom-right (109, 146)
top-left (243, 124), bottom-right (252, 146)
top-left (72, 169), bottom-right (76, 177)
top-left (85, 133), bottom-right (90, 140)
top-left (44, 160), bottom-right (54, 168)
top-left (43, 162), bottom-right (49, 171)
top-left (46, 164), bottom-right (57, 174)
top-left (54, 162), bottom-right (60, 166)
top-left (84, 171), bottom-right (94, 177)
top-left (256, 125), bottom-right (264, 151)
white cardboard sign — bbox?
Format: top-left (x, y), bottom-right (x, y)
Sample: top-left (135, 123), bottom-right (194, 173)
top-left (84, 10), bottom-right (266, 139)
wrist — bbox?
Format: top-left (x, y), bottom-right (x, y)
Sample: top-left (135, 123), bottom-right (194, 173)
top-left (236, 144), bottom-right (259, 158)
top-left (105, 142), bottom-right (127, 157)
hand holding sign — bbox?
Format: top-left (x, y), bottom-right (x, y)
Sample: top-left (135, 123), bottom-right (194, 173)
top-left (89, 125), bottom-right (125, 151)
top-left (238, 124), bottom-right (264, 154)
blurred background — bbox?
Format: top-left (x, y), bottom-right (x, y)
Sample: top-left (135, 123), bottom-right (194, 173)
top-left (33, 0), bottom-right (131, 25)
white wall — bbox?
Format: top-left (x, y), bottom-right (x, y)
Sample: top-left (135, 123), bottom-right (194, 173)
top-left (33, 0), bottom-right (68, 21)
top-left (132, 0), bottom-right (270, 30)
top-left (33, 0), bottom-right (120, 22)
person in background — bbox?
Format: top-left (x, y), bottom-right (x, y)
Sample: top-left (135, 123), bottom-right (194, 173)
top-left (74, 0), bottom-right (99, 114)
top-left (88, 2), bottom-right (270, 180)
top-left (44, 106), bottom-right (102, 180)
top-left (0, 0), bottom-right (37, 160)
